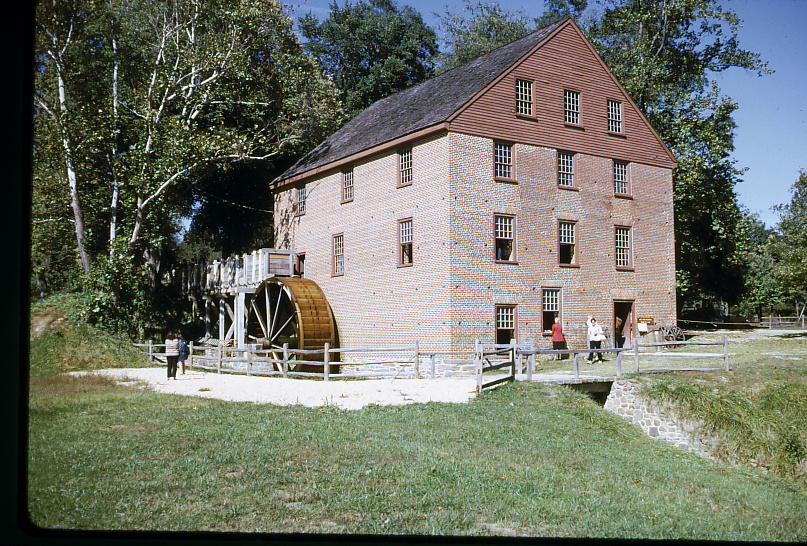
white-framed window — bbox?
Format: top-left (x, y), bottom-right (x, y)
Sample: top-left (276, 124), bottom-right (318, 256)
top-left (608, 100), bottom-right (623, 133)
top-left (542, 288), bottom-right (561, 334)
top-left (614, 161), bottom-right (629, 195)
top-left (494, 214), bottom-right (515, 262)
top-left (342, 168), bottom-right (354, 202)
top-left (494, 142), bottom-right (513, 180)
top-left (399, 148), bottom-right (413, 186)
top-left (332, 233), bottom-right (344, 276)
top-left (558, 151), bottom-right (574, 187)
top-left (564, 90), bottom-right (580, 125)
top-left (495, 305), bottom-right (516, 345)
top-left (559, 221), bottom-right (577, 265)
top-left (516, 79), bottom-right (533, 116)
top-left (615, 226), bottom-right (632, 268)
top-left (296, 185), bottom-right (306, 215)
top-left (398, 218), bottom-right (413, 266)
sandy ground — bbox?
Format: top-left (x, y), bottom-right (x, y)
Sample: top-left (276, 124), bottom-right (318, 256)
top-left (70, 367), bottom-right (478, 410)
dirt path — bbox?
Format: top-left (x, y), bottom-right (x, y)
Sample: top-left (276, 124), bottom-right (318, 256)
top-left (70, 367), bottom-right (478, 410)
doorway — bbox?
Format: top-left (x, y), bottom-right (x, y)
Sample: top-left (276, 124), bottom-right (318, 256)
top-left (613, 301), bottom-right (634, 348)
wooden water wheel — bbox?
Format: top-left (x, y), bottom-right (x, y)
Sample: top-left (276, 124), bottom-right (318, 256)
top-left (246, 277), bottom-right (337, 371)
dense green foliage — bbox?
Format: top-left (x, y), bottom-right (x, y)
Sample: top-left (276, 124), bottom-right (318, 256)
top-left (300, 0), bottom-right (438, 118)
top-left (32, 0), bottom-right (342, 333)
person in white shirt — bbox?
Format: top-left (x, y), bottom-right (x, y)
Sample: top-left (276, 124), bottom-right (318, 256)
top-left (164, 331), bottom-right (180, 379)
top-left (587, 317), bottom-right (606, 363)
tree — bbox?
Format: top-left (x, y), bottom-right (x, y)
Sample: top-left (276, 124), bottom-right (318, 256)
top-left (770, 170), bottom-right (807, 308)
top-left (300, 0), bottom-right (438, 117)
top-left (589, 0), bottom-right (771, 312)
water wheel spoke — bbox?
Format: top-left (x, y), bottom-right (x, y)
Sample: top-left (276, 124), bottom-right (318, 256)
top-left (251, 299), bottom-right (268, 338)
top-left (269, 286), bottom-right (284, 337)
top-left (270, 313), bottom-right (296, 343)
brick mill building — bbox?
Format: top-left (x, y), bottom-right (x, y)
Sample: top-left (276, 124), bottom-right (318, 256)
top-left (271, 18), bottom-right (677, 353)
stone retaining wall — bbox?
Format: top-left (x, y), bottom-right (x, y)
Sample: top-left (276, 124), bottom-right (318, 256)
top-left (604, 380), bottom-right (717, 458)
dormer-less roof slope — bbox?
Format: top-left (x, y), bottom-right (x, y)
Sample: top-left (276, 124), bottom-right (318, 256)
top-left (273, 19), bottom-right (565, 186)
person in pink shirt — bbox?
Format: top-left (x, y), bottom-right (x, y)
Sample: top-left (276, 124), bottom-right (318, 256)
top-left (550, 315), bottom-right (566, 360)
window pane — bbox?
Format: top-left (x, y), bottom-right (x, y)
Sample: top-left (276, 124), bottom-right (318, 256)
top-left (516, 79), bottom-right (532, 116)
top-left (333, 235), bottom-right (344, 274)
top-left (564, 90), bottom-right (580, 125)
top-left (399, 220), bottom-right (413, 265)
top-left (342, 169), bottom-right (354, 201)
top-left (615, 227), bottom-right (631, 267)
top-left (399, 149), bottom-right (413, 185)
top-left (559, 222), bottom-right (576, 264)
top-left (614, 161), bottom-right (628, 195)
top-left (608, 100), bottom-right (622, 133)
top-left (558, 152), bottom-right (574, 186)
top-left (297, 186), bottom-right (306, 214)
top-left (496, 306), bottom-right (516, 344)
top-left (494, 143), bottom-right (512, 179)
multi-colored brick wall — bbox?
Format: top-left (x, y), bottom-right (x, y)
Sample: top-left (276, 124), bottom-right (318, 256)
top-left (273, 131), bottom-right (676, 355)
top-left (274, 132), bottom-right (455, 353)
top-left (447, 132), bottom-right (676, 350)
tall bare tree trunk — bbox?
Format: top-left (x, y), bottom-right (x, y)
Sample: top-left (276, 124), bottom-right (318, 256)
top-left (56, 65), bottom-right (91, 274)
top-left (109, 4), bottom-right (120, 256)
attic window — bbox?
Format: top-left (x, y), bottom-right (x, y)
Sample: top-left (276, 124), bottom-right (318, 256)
top-left (516, 79), bottom-right (533, 116)
top-left (564, 90), bottom-right (580, 125)
top-left (608, 100), bottom-right (623, 133)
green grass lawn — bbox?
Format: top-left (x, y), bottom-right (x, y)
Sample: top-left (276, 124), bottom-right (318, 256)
top-left (26, 309), bottom-right (807, 538)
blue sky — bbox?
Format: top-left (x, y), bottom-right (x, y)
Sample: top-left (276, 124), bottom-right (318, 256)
top-left (284, 0), bottom-right (807, 227)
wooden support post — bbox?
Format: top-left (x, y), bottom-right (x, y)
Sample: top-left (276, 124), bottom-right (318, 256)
top-left (147, 340), bottom-right (153, 363)
top-left (616, 349), bottom-right (622, 377)
top-left (527, 353), bottom-right (534, 381)
top-left (219, 298), bottom-right (226, 341)
top-left (722, 335), bottom-right (730, 371)
top-left (324, 343), bottom-right (330, 381)
top-left (189, 342), bottom-right (194, 371)
top-left (475, 354), bottom-right (482, 394)
top-left (634, 341), bottom-right (640, 372)
top-left (510, 338), bottom-right (517, 378)
top-left (573, 352), bottom-right (580, 380)
top-left (414, 340), bottom-right (420, 379)
top-left (246, 347), bottom-right (252, 376)
top-left (430, 354), bottom-right (436, 379)
top-left (217, 343), bottom-right (222, 374)
top-left (282, 343), bottom-right (289, 377)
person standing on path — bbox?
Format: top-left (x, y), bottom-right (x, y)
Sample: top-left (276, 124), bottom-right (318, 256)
top-left (178, 334), bottom-right (189, 375)
top-left (164, 331), bottom-right (180, 380)
top-left (587, 317), bottom-right (606, 363)
top-left (550, 315), bottom-right (566, 360)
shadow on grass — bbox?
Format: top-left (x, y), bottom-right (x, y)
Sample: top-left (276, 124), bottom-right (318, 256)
top-left (774, 332), bottom-right (807, 339)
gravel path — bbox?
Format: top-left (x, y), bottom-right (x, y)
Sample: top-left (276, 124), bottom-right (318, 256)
top-left (71, 367), bottom-right (478, 410)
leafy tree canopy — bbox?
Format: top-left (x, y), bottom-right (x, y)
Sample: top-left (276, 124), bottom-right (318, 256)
top-left (300, 0), bottom-right (438, 117)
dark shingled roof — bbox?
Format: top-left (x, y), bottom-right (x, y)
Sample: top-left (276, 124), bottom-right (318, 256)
top-left (274, 20), bottom-right (564, 184)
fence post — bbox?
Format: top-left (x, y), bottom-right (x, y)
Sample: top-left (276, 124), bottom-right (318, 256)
top-left (246, 347), bottom-right (252, 376)
top-left (722, 335), bottom-right (730, 371)
top-left (475, 351), bottom-right (483, 394)
top-left (573, 352), bottom-right (580, 380)
top-left (282, 343), bottom-right (289, 377)
top-left (189, 341), bottom-right (194, 371)
top-left (527, 353), bottom-right (534, 381)
top-left (148, 339), bottom-right (153, 363)
top-left (430, 354), bottom-right (436, 379)
top-left (634, 341), bottom-right (640, 373)
top-left (217, 343), bottom-right (222, 374)
top-left (616, 349), bottom-right (623, 377)
top-left (414, 340), bottom-right (420, 379)
top-left (324, 342), bottom-right (330, 381)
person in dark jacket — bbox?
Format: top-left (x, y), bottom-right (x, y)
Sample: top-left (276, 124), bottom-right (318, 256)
top-left (178, 334), bottom-right (189, 375)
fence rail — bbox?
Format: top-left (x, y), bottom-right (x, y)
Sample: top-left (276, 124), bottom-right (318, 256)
top-left (133, 333), bottom-right (732, 387)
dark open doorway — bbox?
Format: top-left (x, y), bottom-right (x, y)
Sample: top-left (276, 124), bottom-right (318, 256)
top-left (614, 301), bottom-right (634, 348)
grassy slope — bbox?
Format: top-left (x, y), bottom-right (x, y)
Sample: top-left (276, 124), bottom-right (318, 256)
top-left (27, 310), bottom-right (807, 538)
top-left (640, 332), bottom-right (807, 481)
